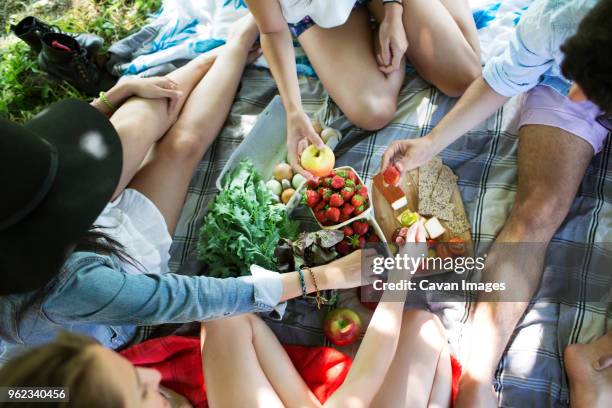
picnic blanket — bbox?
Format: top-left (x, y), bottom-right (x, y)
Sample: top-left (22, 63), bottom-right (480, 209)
top-left (167, 67), bottom-right (610, 407)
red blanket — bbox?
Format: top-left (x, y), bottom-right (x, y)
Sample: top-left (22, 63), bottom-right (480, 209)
top-left (121, 335), bottom-right (461, 407)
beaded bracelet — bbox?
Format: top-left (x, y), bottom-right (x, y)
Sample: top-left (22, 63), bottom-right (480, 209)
top-left (98, 91), bottom-right (116, 112)
top-left (297, 267), bottom-right (307, 297)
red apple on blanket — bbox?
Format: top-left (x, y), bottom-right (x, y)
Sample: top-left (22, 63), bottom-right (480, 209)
top-left (301, 145), bottom-right (335, 177)
top-left (323, 308), bottom-right (363, 346)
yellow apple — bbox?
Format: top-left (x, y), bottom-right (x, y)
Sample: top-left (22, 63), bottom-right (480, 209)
top-left (300, 145), bottom-right (335, 177)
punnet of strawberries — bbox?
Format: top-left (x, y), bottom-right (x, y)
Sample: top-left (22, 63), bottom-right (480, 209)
top-left (335, 220), bottom-right (381, 256)
top-left (302, 168), bottom-right (370, 226)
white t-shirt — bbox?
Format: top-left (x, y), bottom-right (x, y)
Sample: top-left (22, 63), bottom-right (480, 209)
top-left (279, 0), bottom-right (357, 28)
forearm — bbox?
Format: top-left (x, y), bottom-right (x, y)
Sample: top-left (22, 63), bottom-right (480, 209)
top-left (90, 81), bottom-right (132, 116)
top-left (279, 264), bottom-right (338, 302)
top-left (260, 30), bottom-right (303, 114)
top-left (427, 76), bottom-right (509, 153)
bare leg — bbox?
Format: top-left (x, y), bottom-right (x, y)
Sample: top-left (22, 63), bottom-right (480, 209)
top-left (455, 125), bottom-right (594, 407)
top-left (127, 16), bottom-right (259, 234)
top-left (369, 0), bottom-right (481, 97)
top-left (371, 309), bottom-right (451, 408)
top-left (202, 315), bottom-right (320, 408)
top-left (564, 330), bottom-right (612, 408)
top-left (298, 8), bottom-right (405, 130)
top-left (109, 51), bottom-right (220, 198)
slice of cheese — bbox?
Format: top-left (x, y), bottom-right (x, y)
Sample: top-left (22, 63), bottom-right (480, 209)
top-left (424, 217), bottom-right (445, 239)
top-left (391, 196), bottom-right (408, 210)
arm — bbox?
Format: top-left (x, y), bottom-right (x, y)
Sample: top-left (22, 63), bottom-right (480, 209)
top-left (373, 0), bottom-right (408, 74)
top-left (91, 77), bottom-right (182, 117)
top-left (245, 0), bottom-right (324, 179)
top-left (381, 0), bottom-right (554, 175)
top-left (325, 224), bottom-right (427, 408)
top-left (44, 251), bottom-right (364, 326)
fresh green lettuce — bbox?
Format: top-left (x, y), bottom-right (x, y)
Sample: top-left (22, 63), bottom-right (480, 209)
top-left (197, 160), bottom-right (299, 278)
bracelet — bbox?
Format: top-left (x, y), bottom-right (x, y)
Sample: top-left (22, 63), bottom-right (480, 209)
top-left (297, 267), bottom-right (307, 297)
top-left (302, 266), bottom-right (328, 309)
top-left (383, 0), bottom-right (403, 6)
top-left (98, 91), bottom-right (116, 112)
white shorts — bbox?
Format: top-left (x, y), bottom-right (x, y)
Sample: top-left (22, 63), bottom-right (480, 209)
top-left (93, 188), bottom-right (172, 275)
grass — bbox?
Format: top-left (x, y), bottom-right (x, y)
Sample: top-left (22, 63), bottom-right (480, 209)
top-left (0, 0), bottom-right (161, 122)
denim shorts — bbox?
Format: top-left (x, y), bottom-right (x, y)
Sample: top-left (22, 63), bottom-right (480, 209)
top-left (519, 86), bottom-right (609, 154)
top-left (288, 0), bottom-right (370, 37)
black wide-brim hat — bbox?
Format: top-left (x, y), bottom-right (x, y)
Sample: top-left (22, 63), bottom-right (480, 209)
top-left (0, 99), bottom-right (122, 295)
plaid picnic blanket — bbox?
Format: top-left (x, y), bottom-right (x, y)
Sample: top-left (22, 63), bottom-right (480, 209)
top-left (167, 66), bottom-right (610, 407)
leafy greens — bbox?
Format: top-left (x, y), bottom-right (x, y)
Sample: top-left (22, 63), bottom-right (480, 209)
top-left (197, 160), bottom-right (299, 278)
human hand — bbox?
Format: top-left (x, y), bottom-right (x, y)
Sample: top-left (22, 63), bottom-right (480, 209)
top-left (286, 110), bottom-right (326, 180)
top-left (380, 137), bottom-right (439, 185)
top-left (377, 5), bottom-right (407, 74)
top-left (122, 76), bottom-right (184, 112)
top-left (389, 222), bottom-right (427, 281)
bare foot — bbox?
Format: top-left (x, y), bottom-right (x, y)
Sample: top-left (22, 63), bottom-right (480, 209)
top-left (454, 374), bottom-right (497, 408)
top-left (564, 331), bottom-right (612, 408)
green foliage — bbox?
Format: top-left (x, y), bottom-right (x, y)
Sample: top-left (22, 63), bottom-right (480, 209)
top-left (197, 161), bottom-right (300, 278)
top-left (0, 0), bottom-right (162, 122)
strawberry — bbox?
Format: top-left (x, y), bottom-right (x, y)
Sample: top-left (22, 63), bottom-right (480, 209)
top-left (383, 165), bottom-right (401, 186)
top-left (342, 226), bottom-right (354, 237)
top-left (329, 170), bottom-right (336, 177)
top-left (304, 190), bottom-right (320, 207)
top-left (341, 203), bottom-right (355, 217)
top-left (336, 169), bottom-right (348, 179)
top-left (336, 239), bottom-right (351, 255)
top-left (331, 175), bottom-right (345, 189)
top-left (356, 185), bottom-right (368, 197)
top-left (325, 207), bottom-right (341, 223)
top-left (318, 187), bottom-right (332, 202)
top-left (339, 212), bottom-right (350, 222)
top-left (348, 234), bottom-right (361, 248)
top-left (340, 186), bottom-right (354, 201)
top-left (359, 236), bottom-right (366, 248)
top-left (367, 234), bottom-right (380, 243)
top-left (329, 193), bottom-right (344, 207)
top-left (351, 194), bottom-right (365, 207)
top-left (314, 200), bottom-right (326, 212)
top-left (352, 221), bottom-right (369, 236)
top-left (322, 177), bottom-right (333, 188)
top-left (344, 179), bottom-right (356, 188)
top-left (347, 170), bottom-right (358, 183)
top-left (354, 204), bottom-right (366, 216)
top-left (315, 210), bottom-right (327, 224)
top-left (307, 179), bottom-right (320, 189)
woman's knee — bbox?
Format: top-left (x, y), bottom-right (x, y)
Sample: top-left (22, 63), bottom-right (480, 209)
top-left (158, 126), bottom-right (208, 162)
top-left (345, 96), bottom-right (397, 130)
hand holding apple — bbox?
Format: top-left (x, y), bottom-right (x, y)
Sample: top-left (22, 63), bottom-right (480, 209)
top-left (300, 145), bottom-right (336, 178)
top-left (323, 307), bottom-right (363, 346)
top-left (286, 110), bottom-right (326, 180)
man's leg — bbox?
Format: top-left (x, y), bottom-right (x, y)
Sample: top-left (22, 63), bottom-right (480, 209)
top-left (455, 124), bottom-right (594, 407)
top-left (565, 329), bottom-right (612, 408)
